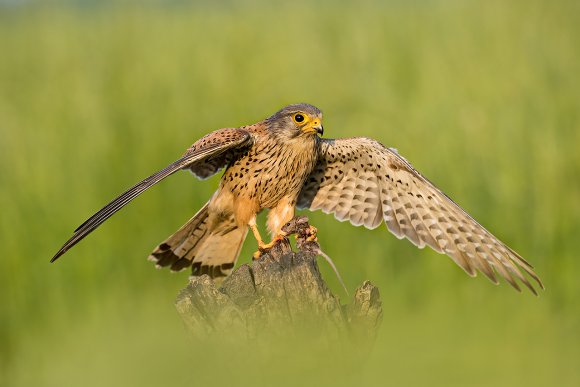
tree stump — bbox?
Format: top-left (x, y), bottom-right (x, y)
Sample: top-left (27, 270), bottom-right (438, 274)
top-left (175, 216), bottom-right (382, 348)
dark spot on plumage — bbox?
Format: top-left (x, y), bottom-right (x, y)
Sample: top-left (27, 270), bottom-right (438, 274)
top-left (153, 250), bottom-right (179, 267)
top-left (212, 266), bottom-right (225, 277)
top-left (170, 258), bottom-right (191, 272)
top-left (221, 262), bottom-right (234, 270)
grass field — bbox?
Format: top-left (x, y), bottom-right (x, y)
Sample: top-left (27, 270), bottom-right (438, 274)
top-left (1, 1), bottom-right (579, 386)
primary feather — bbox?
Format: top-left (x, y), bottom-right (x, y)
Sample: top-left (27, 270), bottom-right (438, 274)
top-left (298, 137), bottom-right (543, 294)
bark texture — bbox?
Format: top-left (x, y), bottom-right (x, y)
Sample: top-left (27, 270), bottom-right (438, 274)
top-left (175, 216), bottom-right (382, 346)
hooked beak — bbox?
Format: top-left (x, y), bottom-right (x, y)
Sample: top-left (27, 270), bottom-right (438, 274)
top-left (305, 118), bottom-right (323, 136)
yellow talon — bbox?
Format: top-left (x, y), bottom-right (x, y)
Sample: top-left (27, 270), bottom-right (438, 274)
top-left (259, 234), bottom-right (286, 250)
top-left (252, 233), bottom-right (287, 260)
top-left (306, 225), bottom-right (318, 242)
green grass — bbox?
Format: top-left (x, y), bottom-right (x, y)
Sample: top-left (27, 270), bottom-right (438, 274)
top-left (1, 1), bottom-right (579, 386)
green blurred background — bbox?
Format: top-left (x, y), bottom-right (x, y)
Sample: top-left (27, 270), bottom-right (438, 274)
top-left (1, 0), bottom-right (579, 385)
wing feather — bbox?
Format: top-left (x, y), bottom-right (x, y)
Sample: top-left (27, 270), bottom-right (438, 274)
top-left (298, 137), bottom-right (543, 294)
top-left (51, 128), bottom-right (252, 262)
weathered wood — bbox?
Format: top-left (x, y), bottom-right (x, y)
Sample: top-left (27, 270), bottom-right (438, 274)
top-left (175, 216), bottom-right (382, 346)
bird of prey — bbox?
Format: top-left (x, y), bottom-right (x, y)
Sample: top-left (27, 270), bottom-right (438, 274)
top-left (52, 103), bottom-right (543, 294)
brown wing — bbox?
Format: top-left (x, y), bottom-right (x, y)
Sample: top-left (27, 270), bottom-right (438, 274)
top-left (51, 127), bottom-right (252, 262)
top-left (186, 127), bottom-right (250, 179)
top-left (298, 137), bottom-right (543, 294)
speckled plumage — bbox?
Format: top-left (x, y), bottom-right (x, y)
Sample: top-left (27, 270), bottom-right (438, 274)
top-left (53, 103), bottom-right (543, 293)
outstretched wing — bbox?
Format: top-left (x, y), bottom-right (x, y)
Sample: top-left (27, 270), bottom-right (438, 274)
top-left (51, 127), bottom-right (252, 262)
top-left (298, 137), bottom-right (543, 294)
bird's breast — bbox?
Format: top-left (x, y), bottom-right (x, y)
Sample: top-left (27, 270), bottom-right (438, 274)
top-left (221, 136), bottom-right (318, 209)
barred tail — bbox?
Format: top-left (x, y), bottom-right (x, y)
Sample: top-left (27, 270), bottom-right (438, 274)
top-left (148, 202), bottom-right (247, 279)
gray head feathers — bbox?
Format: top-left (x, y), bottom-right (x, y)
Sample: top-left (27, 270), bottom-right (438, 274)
top-left (267, 103), bottom-right (322, 122)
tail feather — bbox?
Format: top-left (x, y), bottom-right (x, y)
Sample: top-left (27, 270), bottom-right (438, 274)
top-left (149, 202), bottom-right (210, 270)
top-left (149, 202), bottom-right (247, 279)
top-left (190, 225), bottom-right (248, 278)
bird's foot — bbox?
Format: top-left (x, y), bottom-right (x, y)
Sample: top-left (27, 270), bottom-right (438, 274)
top-left (252, 233), bottom-right (288, 260)
top-left (305, 225), bottom-right (318, 242)
top-left (280, 216), bottom-right (321, 252)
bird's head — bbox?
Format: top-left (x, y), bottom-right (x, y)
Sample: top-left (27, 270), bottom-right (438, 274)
top-left (266, 103), bottom-right (323, 140)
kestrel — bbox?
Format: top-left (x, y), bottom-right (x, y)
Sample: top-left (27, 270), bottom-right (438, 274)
top-left (52, 103), bottom-right (543, 294)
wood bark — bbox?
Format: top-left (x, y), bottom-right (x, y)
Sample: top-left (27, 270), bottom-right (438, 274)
top-left (175, 216), bottom-right (382, 347)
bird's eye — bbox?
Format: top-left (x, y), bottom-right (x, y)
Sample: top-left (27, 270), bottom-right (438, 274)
top-left (293, 114), bottom-right (305, 123)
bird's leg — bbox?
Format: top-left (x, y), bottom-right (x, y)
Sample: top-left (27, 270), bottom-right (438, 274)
top-left (250, 201), bottom-right (296, 259)
top-left (258, 232), bottom-right (288, 249)
top-left (249, 216), bottom-right (287, 260)
top-left (249, 217), bottom-right (264, 246)
top-left (249, 217), bottom-right (265, 260)
top-left (251, 232), bottom-right (288, 260)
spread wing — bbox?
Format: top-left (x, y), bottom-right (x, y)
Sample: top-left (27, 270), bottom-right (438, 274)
top-left (51, 127), bottom-right (252, 262)
top-left (298, 137), bottom-right (543, 294)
